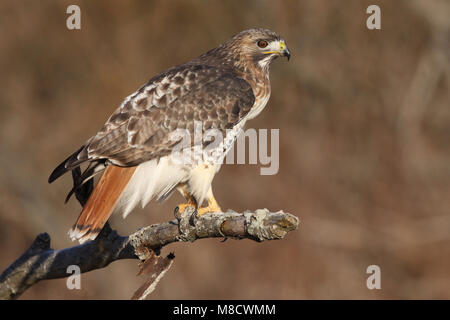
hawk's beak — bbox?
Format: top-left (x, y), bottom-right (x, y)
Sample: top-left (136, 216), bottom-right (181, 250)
top-left (282, 47), bottom-right (291, 61)
top-left (280, 40), bottom-right (291, 61)
top-left (264, 40), bottom-right (291, 61)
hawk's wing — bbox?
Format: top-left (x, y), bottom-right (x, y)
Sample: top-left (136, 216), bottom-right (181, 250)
top-left (49, 64), bottom-right (255, 184)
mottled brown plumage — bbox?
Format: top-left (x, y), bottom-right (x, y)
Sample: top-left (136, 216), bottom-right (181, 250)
top-left (49, 28), bottom-right (290, 243)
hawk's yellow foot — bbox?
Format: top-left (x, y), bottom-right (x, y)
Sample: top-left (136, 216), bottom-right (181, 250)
top-left (175, 203), bottom-right (196, 214)
top-left (175, 183), bottom-right (198, 218)
top-left (196, 197), bottom-right (222, 217)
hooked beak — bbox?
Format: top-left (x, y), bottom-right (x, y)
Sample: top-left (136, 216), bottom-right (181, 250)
top-left (283, 47), bottom-right (291, 61)
top-left (264, 40), bottom-right (291, 61)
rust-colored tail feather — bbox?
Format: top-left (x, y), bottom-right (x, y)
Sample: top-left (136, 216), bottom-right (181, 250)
top-left (69, 165), bottom-right (136, 243)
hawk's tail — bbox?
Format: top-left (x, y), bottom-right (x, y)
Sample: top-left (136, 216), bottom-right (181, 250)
top-left (69, 165), bottom-right (137, 243)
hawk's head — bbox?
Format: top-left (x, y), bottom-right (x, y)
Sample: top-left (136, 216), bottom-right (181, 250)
top-left (202, 28), bottom-right (291, 71)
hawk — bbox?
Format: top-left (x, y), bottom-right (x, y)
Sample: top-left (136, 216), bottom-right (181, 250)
top-left (49, 28), bottom-right (291, 243)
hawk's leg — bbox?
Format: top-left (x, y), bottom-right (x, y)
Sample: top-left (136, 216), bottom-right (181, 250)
top-left (174, 183), bottom-right (197, 217)
top-left (197, 187), bottom-right (222, 216)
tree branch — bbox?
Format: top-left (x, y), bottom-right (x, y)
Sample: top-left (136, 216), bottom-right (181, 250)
top-left (0, 207), bottom-right (299, 300)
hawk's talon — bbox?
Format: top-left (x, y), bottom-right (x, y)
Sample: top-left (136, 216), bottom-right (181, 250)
top-left (189, 209), bottom-right (198, 226)
top-left (174, 203), bottom-right (196, 220)
top-left (189, 205), bottom-right (221, 225)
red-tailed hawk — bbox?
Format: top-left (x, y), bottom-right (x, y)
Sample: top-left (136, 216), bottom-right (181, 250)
top-left (49, 28), bottom-right (290, 243)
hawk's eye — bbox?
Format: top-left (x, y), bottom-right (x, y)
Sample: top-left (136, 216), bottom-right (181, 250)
top-left (257, 40), bottom-right (268, 48)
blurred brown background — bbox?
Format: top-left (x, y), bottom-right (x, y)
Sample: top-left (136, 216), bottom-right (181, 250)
top-left (0, 0), bottom-right (449, 299)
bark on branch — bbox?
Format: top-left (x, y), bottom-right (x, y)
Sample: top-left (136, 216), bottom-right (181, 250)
top-left (0, 207), bottom-right (299, 300)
